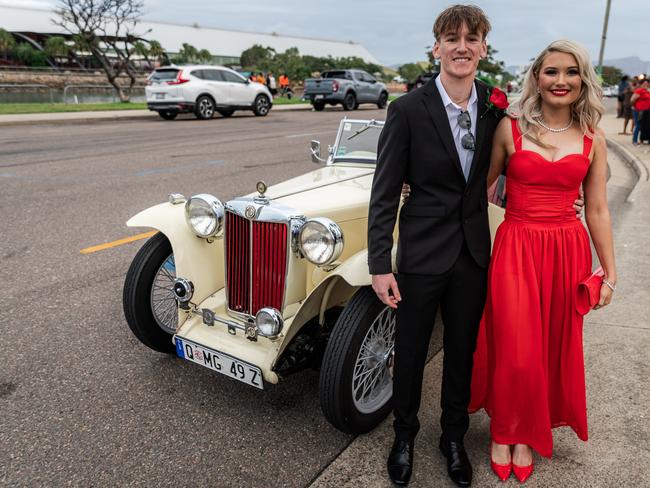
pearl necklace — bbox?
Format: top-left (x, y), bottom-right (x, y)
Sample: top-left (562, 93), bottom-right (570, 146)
top-left (536, 117), bottom-right (573, 133)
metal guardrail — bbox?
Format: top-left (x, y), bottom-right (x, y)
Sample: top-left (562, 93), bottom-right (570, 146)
top-left (0, 83), bottom-right (55, 102)
top-left (62, 84), bottom-right (145, 103)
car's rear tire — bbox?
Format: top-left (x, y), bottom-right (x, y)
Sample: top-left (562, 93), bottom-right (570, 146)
top-left (343, 92), bottom-right (357, 111)
top-left (158, 110), bottom-right (178, 120)
top-left (217, 109), bottom-right (234, 117)
top-left (313, 101), bottom-right (325, 111)
top-left (377, 91), bottom-right (388, 109)
top-left (253, 94), bottom-right (271, 116)
top-left (319, 286), bottom-right (396, 434)
top-left (123, 233), bottom-right (177, 354)
top-left (195, 95), bottom-right (215, 120)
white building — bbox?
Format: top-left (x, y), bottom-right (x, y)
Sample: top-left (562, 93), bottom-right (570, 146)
top-left (0, 3), bottom-right (380, 66)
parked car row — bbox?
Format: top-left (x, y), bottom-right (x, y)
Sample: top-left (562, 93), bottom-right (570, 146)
top-left (145, 65), bottom-right (392, 120)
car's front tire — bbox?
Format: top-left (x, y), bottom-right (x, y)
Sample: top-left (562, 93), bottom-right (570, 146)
top-left (343, 92), bottom-right (357, 111)
top-left (123, 233), bottom-right (178, 354)
top-left (195, 95), bottom-right (215, 120)
top-left (253, 94), bottom-right (271, 116)
top-left (158, 110), bottom-right (178, 120)
top-left (319, 286), bottom-right (396, 434)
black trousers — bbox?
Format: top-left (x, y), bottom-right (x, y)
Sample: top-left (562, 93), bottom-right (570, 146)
top-left (392, 242), bottom-right (488, 443)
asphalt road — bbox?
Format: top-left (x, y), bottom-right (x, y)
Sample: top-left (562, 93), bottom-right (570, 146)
top-left (0, 106), bottom-right (388, 487)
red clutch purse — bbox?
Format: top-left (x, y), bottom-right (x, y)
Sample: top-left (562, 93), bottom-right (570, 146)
top-left (575, 267), bottom-right (604, 315)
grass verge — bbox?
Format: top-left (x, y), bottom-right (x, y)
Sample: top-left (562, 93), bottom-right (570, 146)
top-left (0, 102), bottom-right (147, 115)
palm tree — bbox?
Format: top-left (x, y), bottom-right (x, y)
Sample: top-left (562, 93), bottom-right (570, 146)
top-left (198, 48), bottom-right (212, 64)
top-left (44, 36), bottom-right (69, 64)
top-left (0, 28), bottom-right (15, 62)
top-left (147, 40), bottom-right (165, 66)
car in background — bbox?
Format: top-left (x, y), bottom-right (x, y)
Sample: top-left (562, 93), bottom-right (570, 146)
top-left (406, 72), bottom-right (434, 92)
top-left (303, 69), bottom-right (388, 111)
top-left (602, 85), bottom-right (618, 97)
top-left (145, 65), bottom-right (273, 120)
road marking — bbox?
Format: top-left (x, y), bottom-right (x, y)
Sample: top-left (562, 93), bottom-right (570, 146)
top-left (284, 131), bottom-right (323, 139)
top-left (80, 230), bottom-right (157, 254)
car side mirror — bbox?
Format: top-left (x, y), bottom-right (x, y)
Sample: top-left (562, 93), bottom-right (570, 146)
top-left (310, 140), bottom-right (326, 164)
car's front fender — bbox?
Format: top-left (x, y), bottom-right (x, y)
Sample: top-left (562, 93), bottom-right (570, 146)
top-left (127, 202), bottom-right (225, 309)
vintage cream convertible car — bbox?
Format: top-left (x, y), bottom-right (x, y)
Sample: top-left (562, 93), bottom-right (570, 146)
top-left (123, 118), bottom-right (505, 434)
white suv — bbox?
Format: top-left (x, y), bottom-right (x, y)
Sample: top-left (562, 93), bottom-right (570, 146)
top-left (145, 65), bottom-right (273, 120)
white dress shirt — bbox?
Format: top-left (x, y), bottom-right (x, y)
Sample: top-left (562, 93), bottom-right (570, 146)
top-left (435, 76), bottom-right (478, 180)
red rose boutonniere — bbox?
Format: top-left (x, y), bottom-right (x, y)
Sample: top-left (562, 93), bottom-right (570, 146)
top-left (481, 86), bottom-right (509, 119)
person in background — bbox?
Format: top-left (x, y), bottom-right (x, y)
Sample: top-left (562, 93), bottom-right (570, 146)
top-left (617, 75), bottom-right (629, 118)
top-left (631, 77), bottom-right (650, 145)
top-left (267, 72), bottom-right (277, 97)
top-left (248, 72), bottom-right (256, 83)
top-left (256, 72), bottom-right (266, 85)
top-left (279, 73), bottom-right (290, 97)
top-left (620, 77), bottom-right (636, 135)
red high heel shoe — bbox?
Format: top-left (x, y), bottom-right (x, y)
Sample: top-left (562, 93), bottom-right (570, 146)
top-left (490, 441), bottom-right (512, 481)
top-left (512, 460), bottom-right (534, 483)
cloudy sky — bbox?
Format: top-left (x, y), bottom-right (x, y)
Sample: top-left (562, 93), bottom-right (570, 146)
top-left (28, 0), bottom-right (648, 66)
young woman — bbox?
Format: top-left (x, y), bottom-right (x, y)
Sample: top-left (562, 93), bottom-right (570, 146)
top-left (469, 40), bottom-right (617, 482)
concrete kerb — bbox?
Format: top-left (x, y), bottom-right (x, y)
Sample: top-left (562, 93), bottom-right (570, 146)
top-left (606, 138), bottom-right (650, 203)
top-left (0, 102), bottom-right (314, 127)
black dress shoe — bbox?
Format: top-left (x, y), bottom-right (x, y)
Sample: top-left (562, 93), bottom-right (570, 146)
top-left (439, 436), bottom-right (472, 487)
top-left (387, 438), bottom-right (413, 486)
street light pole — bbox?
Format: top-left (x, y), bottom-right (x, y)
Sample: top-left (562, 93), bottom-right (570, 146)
top-left (597, 0), bottom-right (612, 75)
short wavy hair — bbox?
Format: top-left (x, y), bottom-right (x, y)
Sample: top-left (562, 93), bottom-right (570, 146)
top-left (512, 39), bottom-right (605, 146)
top-left (433, 4), bottom-right (491, 40)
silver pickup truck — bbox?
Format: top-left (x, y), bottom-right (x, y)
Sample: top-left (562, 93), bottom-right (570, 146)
top-left (303, 69), bottom-right (389, 111)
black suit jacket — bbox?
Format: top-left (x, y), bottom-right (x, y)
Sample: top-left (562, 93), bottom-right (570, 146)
top-left (368, 74), bottom-right (503, 275)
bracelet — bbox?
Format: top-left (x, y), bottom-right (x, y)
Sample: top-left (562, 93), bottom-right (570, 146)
top-left (602, 279), bottom-right (617, 292)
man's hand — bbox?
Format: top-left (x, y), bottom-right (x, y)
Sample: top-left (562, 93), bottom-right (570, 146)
top-left (574, 188), bottom-right (584, 219)
top-left (372, 273), bottom-right (402, 309)
top-left (401, 183), bottom-right (411, 203)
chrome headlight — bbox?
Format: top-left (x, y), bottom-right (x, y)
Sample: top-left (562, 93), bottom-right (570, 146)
top-left (298, 217), bottom-right (344, 266)
top-left (255, 307), bottom-right (283, 338)
top-left (184, 194), bottom-right (225, 238)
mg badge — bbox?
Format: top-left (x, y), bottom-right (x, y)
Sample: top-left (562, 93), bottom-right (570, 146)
top-left (245, 205), bottom-right (256, 219)
top-left (256, 180), bottom-right (267, 196)
top-left (245, 323), bottom-right (258, 341)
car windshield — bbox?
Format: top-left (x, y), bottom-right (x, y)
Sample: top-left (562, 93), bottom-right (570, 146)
top-left (332, 120), bottom-right (384, 164)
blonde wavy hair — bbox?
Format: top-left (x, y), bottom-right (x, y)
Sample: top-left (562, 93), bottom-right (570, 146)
top-left (510, 39), bottom-right (604, 147)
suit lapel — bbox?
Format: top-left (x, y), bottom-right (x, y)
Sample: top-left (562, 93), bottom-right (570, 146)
top-left (421, 75), bottom-right (465, 181)
top-left (467, 81), bottom-right (489, 185)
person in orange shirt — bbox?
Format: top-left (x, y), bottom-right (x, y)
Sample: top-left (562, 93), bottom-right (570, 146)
top-left (256, 72), bottom-right (266, 85)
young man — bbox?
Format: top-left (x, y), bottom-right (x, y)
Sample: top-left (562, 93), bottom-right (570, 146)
top-left (368, 5), bottom-right (496, 487)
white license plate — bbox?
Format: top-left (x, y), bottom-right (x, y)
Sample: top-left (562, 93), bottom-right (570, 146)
top-left (175, 338), bottom-right (263, 389)
top-left (314, 94), bottom-right (324, 100)
top-left (155, 93), bottom-right (165, 100)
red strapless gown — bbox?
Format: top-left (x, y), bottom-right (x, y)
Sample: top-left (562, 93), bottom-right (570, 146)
top-left (469, 119), bottom-right (593, 458)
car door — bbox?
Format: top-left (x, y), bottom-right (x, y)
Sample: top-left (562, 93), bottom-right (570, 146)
top-left (350, 71), bottom-right (369, 102)
top-left (361, 71), bottom-right (381, 101)
top-left (202, 69), bottom-right (230, 105)
top-left (220, 70), bottom-right (254, 106)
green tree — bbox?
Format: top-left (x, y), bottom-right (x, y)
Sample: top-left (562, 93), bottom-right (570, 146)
top-left (55, 0), bottom-right (145, 101)
top-left (601, 65), bottom-right (624, 86)
top-left (240, 44), bottom-right (276, 71)
top-left (14, 43), bottom-right (35, 64)
top-left (398, 63), bottom-right (425, 83)
top-left (44, 36), bottom-right (69, 60)
top-left (147, 40), bottom-right (166, 65)
top-left (198, 48), bottom-right (212, 64)
top-left (0, 28), bottom-right (15, 61)
top-left (477, 45), bottom-right (506, 85)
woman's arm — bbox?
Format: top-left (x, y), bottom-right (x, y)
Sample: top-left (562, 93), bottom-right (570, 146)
top-left (487, 117), bottom-right (511, 188)
top-left (583, 128), bottom-right (617, 308)
top-left (630, 93), bottom-right (639, 104)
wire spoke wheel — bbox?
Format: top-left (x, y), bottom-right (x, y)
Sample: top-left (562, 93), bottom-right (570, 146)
top-left (352, 306), bottom-right (395, 413)
top-left (150, 254), bottom-right (178, 334)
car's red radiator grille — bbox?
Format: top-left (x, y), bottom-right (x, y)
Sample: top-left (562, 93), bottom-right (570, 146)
top-left (226, 212), bottom-right (288, 316)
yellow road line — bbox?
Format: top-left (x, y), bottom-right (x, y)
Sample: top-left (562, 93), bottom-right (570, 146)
top-left (80, 230), bottom-right (157, 254)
